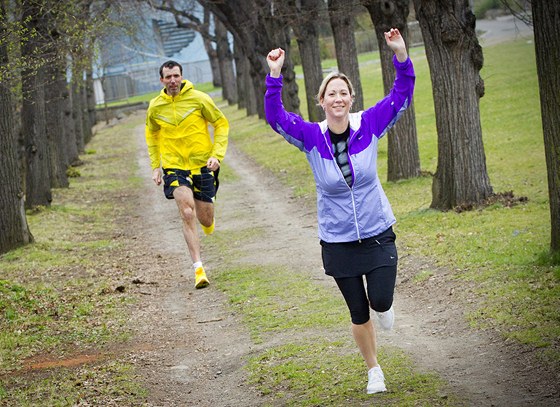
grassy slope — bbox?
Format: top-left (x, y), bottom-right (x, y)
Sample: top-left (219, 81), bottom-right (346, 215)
top-left (0, 117), bottom-right (148, 405)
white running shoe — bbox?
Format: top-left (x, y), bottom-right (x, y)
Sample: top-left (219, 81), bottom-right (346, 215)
top-left (367, 365), bottom-right (387, 394)
top-left (375, 306), bottom-right (394, 331)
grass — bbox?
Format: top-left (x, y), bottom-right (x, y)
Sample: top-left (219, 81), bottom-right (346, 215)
top-left (248, 341), bottom-right (458, 406)
top-left (0, 113), bottom-right (147, 405)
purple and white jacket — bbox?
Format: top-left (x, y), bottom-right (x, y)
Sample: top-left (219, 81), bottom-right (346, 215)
top-left (264, 55), bottom-right (415, 243)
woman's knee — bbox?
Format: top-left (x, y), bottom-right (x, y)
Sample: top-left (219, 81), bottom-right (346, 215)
top-left (370, 297), bottom-right (393, 313)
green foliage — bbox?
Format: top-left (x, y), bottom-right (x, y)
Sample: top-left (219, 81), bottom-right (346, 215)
top-left (66, 166), bottom-right (81, 178)
top-left (0, 114), bottom-right (146, 403)
top-left (215, 264), bottom-right (347, 343)
top-left (248, 341), bottom-right (458, 406)
top-left (1, 361), bottom-right (147, 406)
top-left (473, 0), bottom-right (503, 18)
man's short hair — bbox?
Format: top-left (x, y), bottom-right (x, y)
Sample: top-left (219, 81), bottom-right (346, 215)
top-left (159, 60), bottom-right (183, 78)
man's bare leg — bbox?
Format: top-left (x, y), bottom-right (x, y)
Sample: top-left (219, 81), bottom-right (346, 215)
top-left (173, 186), bottom-right (201, 263)
top-left (195, 200), bottom-right (214, 226)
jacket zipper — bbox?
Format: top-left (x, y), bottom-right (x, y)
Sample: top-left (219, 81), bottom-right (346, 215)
top-left (172, 97), bottom-right (178, 126)
top-left (326, 130), bottom-right (362, 242)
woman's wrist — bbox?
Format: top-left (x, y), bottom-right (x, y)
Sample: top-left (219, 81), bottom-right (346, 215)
top-left (395, 49), bottom-right (408, 63)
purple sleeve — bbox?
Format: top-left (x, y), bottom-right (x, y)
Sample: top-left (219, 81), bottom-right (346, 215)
top-left (264, 74), bottom-right (307, 152)
top-left (362, 55), bottom-right (416, 139)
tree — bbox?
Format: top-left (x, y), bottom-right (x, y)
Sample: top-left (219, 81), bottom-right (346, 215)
top-left (202, 9), bottom-right (220, 87)
top-left (363, 0), bottom-right (421, 182)
top-left (0, 3), bottom-right (34, 254)
top-left (413, 0), bottom-right (493, 209)
top-left (21, 0), bottom-right (53, 209)
top-left (199, 0), bottom-right (301, 119)
top-left (44, 24), bottom-right (70, 189)
top-left (531, 0), bottom-right (560, 255)
top-left (284, 0), bottom-right (324, 122)
top-left (328, 0), bottom-right (364, 112)
top-left (214, 16), bottom-right (237, 105)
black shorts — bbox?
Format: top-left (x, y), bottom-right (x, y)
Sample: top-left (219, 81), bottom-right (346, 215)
top-left (162, 167), bottom-right (219, 203)
top-left (320, 227), bottom-right (398, 278)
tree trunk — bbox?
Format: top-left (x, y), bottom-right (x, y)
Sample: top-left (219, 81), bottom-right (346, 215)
top-left (72, 79), bottom-right (85, 154)
top-left (199, 0), bottom-right (301, 119)
top-left (45, 59), bottom-right (70, 188)
top-left (234, 40), bottom-right (247, 110)
top-left (328, 0), bottom-right (364, 112)
top-left (21, 0), bottom-right (52, 209)
top-left (243, 55), bottom-right (258, 116)
top-left (531, 0), bottom-right (560, 253)
top-left (363, 0), bottom-right (421, 182)
top-left (413, 0), bottom-right (492, 209)
top-left (287, 0), bottom-right (324, 122)
top-left (263, 4), bottom-right (300, 115)
top-left (63, 78), bottom-right (81, 167)
top-left (203, 9), bottom-right (221, 87)
top-left (0, 15), bottom-right (33, 254)
top-left (215, 16), bottom-right (237, 105)
top-left (85, 64), bottom-right (96, 140)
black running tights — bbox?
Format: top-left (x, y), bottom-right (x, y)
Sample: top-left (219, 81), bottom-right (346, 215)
top-left (333, 265), bottom-right (397, 325)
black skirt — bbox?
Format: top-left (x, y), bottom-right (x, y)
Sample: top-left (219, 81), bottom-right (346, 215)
top-left (320, 227), bottom-right (398, 278)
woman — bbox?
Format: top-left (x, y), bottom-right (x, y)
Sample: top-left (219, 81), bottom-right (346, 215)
top-left (264, 28), bottom-right (415, 394)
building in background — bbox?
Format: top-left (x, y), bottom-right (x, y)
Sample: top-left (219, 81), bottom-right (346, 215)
top-left (94, 9), bottom-right (212, 105)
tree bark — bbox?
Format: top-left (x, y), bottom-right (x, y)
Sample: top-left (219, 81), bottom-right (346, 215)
top-left (233, 40), bottom-right (247, 110)
top-left (328, 0), bottom-right (364, 112)
top-left (286, 0), bottom-right (324, 122)
top-left (21, 0), bottom-right (52, 209)
top-left (85, 63), bottom-right (96, 140)
top-left (199, 0), bottom-right (301, 119)
top-left (215, 16), bottom-right (237, 105)
top-left (413, 0), bottom-right (492, 209)
top-left (63, 76), bottom-right (81, 167)
top-left (531, 0), bottom-right (560, 253)
top-left (203, 9), bottom-right (221, 87)
top-left (0, 9), bottom-right (33, 254)
top-left (363, 0), bottom-right (421, 182)
top-left (44, 55), bottom-right (70, 188)
top-left (72, 79), bottom-right (85, 154)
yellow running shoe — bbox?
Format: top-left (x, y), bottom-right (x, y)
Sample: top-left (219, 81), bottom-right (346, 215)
top-left (194, 267), bottom-right (209, 289)
top-left (201, 219), bottom-right (215, 235)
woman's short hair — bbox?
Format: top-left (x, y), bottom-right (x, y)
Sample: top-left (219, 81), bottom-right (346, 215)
top-left (315, 71), bottom-right (355, 105)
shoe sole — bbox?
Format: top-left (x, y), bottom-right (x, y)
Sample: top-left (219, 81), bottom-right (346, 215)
top-left (195, 280), bottom-right (209, 289)
top-left (367, 387), bottom-right (387, 394)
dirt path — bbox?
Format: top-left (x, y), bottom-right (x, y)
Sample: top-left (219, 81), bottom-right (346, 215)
top-left (126, 120), bottom-right (558, 406)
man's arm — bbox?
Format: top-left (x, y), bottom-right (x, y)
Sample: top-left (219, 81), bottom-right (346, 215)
top-left (210, 113), bottom-right (229, 163)
top-left (145, 123), bottom-right (162, 185)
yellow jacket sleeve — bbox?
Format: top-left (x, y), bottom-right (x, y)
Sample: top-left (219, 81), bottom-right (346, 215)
top-left (145, 113), bottom-right (161, 169)
top-left (210, 114), bottom-right (229, 162)
top-left (199, 92), bottom-right (229, 162)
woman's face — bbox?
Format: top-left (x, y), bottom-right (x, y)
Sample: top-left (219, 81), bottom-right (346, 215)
top-left (321, 78), bottom-right (352, 120)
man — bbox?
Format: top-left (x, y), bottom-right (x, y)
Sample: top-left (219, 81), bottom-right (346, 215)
top-left (145, 60), bottom-right (229, 289)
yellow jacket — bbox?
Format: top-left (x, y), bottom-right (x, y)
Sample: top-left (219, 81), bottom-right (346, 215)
top-left (145, 79), bottom-right (229, 170)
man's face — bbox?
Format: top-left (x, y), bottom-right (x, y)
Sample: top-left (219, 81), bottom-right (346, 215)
top-left (160, 66), bottom-right (182, 96)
